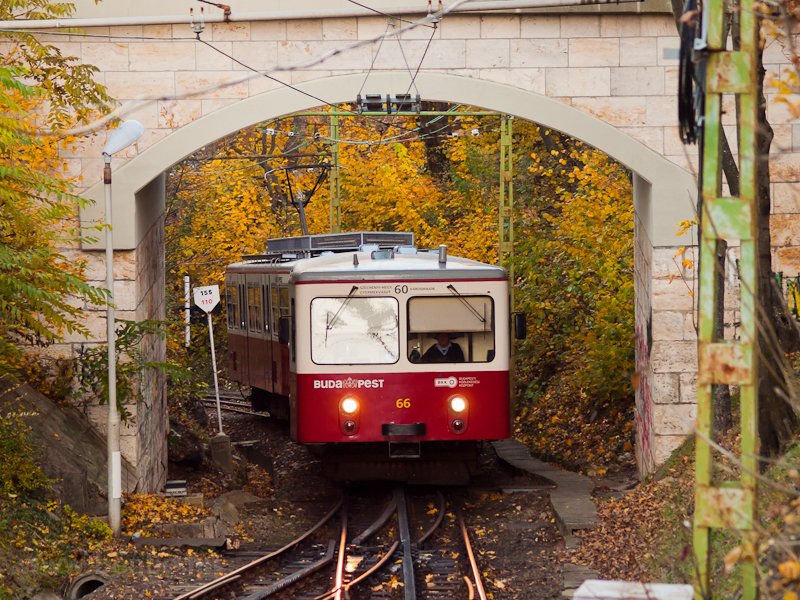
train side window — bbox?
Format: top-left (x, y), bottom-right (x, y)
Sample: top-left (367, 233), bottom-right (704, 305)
top-left (271, 285), bottom-right (280, 335)
top-left (247, 284), bottom-right (262, 333)
top-left (261, 284), bottom-right (270, 333)
top-left (225, 285), bottom-right (238, 330)
top-left (290, 298), bottom-right (296, 362)
top-left (279, 285), bottom-right (290, 318)
top-left (406, 295), bottom-right (495, 363)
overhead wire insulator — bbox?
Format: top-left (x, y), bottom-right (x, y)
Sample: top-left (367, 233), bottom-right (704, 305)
top-left (189, 7), bottom-right (205, 38)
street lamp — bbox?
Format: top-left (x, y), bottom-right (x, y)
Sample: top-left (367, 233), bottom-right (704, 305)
top-left (102, 119), bottom-right (144, 535)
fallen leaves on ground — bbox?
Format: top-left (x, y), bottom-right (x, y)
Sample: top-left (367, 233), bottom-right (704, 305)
top-left (242, 463), bottom-right (273, 497)
top-left (567, 465), bottom-right (694, 582)
top-left (121, 493), bottom-right (209, 537)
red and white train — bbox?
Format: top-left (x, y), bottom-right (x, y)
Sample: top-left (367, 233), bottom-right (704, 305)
top-left (225, 231), bottom-right (524, 482)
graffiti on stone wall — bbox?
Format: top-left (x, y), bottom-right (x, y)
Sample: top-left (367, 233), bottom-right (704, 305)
top-left (634, 319), bottom-right (656, 474)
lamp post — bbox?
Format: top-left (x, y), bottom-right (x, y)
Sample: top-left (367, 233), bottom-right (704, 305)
top-left (102, 120), bottom-right (144, 535)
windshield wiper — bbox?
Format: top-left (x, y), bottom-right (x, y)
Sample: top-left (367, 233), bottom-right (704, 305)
top-left (327, 286), bottom-right (359, 330)
top-left (446, 284), bottom-right (486, 324)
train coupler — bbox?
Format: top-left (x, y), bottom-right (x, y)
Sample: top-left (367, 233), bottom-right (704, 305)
top-left (388, 441), bottom-right (421, 459)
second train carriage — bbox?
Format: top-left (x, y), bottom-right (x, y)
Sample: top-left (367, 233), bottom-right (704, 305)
top-left (224, 231), bottom-right (522, 482)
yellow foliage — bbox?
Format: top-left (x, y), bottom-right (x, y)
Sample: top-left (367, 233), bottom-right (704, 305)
top-left (121, 493), bottom-right (209, 536)
top-left (779, 560), bottom-right (800, 582)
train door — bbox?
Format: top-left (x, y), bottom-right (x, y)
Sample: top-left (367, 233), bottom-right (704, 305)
top-left (269, 275), bottom-right (291, 397)
top-left (245, 274), bottom-right (270, 393)
top-left (225, 272), bottom-right (248, 384)
top-left (278, 281), bottom-right (291, 397)
top-left (261, 276), bottom-right (274, 394)
top-left (289, 291), bottom-right (297, 412)
top-left (268, 275), bottom-right (281, 395)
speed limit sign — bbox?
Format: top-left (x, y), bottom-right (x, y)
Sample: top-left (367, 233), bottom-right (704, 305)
top-left (193, 285), bottom-right (220, 313)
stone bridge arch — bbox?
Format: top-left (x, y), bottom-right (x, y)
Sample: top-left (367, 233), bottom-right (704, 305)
top-left (77, 71), bottom-right (697, 486)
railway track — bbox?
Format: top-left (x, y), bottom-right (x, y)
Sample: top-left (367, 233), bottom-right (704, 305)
top-left (202, 394), bottom-right (271, 417)
top-left (170, 486), bottom-right (489, 599)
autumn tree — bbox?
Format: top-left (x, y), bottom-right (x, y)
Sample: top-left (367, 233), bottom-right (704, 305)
top-left (514, 134), bottom-right (634, 404)
top-left (0, 1), bottom-right (111, 376)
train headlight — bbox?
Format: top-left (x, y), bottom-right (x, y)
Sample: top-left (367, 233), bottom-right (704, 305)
top-left (449, 395), bottom-right (468, 414)
top-left (340, 396), bottom-right (359, 415)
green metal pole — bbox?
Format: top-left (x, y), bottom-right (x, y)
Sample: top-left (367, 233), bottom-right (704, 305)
top-left (329, 108), bottom-right (341, 233)
top-left (693, 0), bottom-right (759, 595)
top-left (499, 115), bottom-right (514, 307)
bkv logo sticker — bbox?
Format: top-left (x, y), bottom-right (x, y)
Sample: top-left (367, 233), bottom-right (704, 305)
top-left (434, 376), bottom-right (458, 389)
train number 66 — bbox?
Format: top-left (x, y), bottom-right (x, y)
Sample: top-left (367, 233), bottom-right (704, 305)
top-left (395, 398), bottom-right (411, 409)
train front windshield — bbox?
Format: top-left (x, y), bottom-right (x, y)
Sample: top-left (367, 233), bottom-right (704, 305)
top-left (309, 293), bottom-right (496, 366)
top-left (407, 295), bottom-right (495, 363)
top-left (310, 297), bottom-right (400, 364)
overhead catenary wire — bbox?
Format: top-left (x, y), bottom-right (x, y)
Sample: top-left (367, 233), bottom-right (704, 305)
top-left (168, 108), bottom-right (489, 177)
top-left (344, 0), bottom-right (435, 28)
top-left (196, 38), bottom-right (417, 134)
top-left (9, 0), bottom-right (473, 138)
top-left (357, 21), bottom-right (390, 99)
top-left (1, 0), bottom-right (644, 139)
top-left (405, 20), bottom-right (438, 97)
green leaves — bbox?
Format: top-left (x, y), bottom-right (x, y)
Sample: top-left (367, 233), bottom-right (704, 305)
top-left (0, 5), bottom-right (112, 375)
top-left (76, 319), bottom-right (186, 420)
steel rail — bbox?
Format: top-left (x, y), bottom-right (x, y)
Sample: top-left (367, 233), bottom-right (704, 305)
top-left (417, 491), bottom-right (446, 545)
top-left (457, 509), bottom-right (488, 600)
top-left (313, 544), bottom-right (400, 600)
top-left (317, 496), bottom-right (400, 600)
top-left (333, 500), bottom-right (349, 600)
top-left (463, 575), bottom-right (476, 600)
top-left (174, 496), bottom-right (344, 600)
top-left (241, 540), bottom-right (336, 599)
top-left (202, 401), bottom-right (270, 418)
top-left (394, 487), bottom-right (417, 600)
top-left (204, 390), bottom-right (246, 400)
top-left (350, 499), bottom-right (396, 546)
top-left (203, 398), bottom-right (252, 408)
top-left (342, 541), bottom-right (401, 598)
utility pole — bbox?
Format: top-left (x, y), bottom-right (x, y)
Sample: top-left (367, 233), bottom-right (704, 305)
top-left (101, 120), bottom-right (144, 536)
top-left (329, 108), bottom-right (341, 233)
top-left (693, 0), bottom-right (759, 595)
top-left (499, 115), bottom-right (514, 306)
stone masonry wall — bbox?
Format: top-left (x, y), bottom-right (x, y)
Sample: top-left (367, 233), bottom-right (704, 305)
top-left (634, 210), bottom-right (655, 474)
top-left (132, 215), bottom-right (168, 492)
top-left (76, 220), bottom-right (166, 493)
top-left (649, 246), bottom-right (699, 465)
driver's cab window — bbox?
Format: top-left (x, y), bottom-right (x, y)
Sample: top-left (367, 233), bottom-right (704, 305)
top-left (407, 295), bottom-right (495, 363)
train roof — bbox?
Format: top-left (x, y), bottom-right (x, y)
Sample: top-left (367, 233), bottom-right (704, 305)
top-left (227, 232), bottom-right (507, 282)
top-left (290, 249), bottom-right (507, 282)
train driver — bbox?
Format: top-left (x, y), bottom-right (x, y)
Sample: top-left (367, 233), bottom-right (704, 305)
top-left (420, 332), bottom-right (465, 363)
